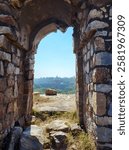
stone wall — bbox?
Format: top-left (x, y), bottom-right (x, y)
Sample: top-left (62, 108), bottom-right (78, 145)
top-left (0, 0), bottom-right (112, 149)
top-left (75, 2), bottom-right (112, 149)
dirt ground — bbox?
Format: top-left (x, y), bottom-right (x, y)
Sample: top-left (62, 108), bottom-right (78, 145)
top-left (33, 94), bottom-right (76, 112)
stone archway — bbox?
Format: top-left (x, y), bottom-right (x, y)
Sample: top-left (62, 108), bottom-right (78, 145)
top-left (0, 0), bottom-right (112, 149)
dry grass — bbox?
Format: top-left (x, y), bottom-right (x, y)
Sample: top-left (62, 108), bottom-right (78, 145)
top-left (32, 94), bottom-right (96, 150)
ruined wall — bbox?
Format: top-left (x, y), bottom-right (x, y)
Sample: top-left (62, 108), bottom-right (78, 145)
top-left (0, 2), bottom-right (32, 147)
top-left (0, 0), bottom-right (112, 149)
top-left (75, 1), bottom-right (112, 149)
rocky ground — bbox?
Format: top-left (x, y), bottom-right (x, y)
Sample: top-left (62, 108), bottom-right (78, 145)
top-left (6, 94), bottom-right (95, 150)
top-left (31, 94), bottom-right (95, 150)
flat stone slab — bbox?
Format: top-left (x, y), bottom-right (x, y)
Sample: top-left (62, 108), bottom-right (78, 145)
top-left (46, 120), bottom-right (70, 132)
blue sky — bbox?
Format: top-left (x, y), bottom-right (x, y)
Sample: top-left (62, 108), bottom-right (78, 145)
top-left (34, 27), bottom-right (75, 78)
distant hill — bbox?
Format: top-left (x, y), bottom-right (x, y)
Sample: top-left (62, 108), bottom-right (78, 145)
top-left (34, 77), bottom-right (76, 94)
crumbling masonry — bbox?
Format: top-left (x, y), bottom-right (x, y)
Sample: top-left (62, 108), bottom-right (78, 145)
top-left (0, 0), bottom-right (112, 149)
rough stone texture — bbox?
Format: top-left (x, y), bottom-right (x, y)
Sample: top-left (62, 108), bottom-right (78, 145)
top-left (93, 92), bottom-right (107, 116)
top-left (0, 1), bottom-right (112, 149)
top-left (19, 134), bottom-right (43, 150)
top-left (93, 52), bottom-right (112, 66)
top-left (94, 116), bottom-right (112, 126)
top-left (50, 131), bottom-right (68, 150)
top-left (94, 84), bottom-right (112, 93)
top-left (45, 89), bottom-right (57, 96)
top-left (8, 127), bottom-right (23, 150)
top-left (92, 67), bottom-right (111, 83)
top-left (96, 127), bottom-right (112, 142)
top-left (46, 120), bottom-right (69, 133)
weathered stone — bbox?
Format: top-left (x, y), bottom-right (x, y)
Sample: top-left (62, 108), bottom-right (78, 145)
top-left (94, 84), bottom-right (112, 93)
top-left (70, 123), bottom-right (82, 135)
top-left (8, 75), bottom-right (15, 87)
top-left (108, 103), bottom-right (112, 116)
top-left (46, 120), bottom-right (69, 132)
top-left (78, 12), bottom-right (83, 20)
top-left (0, 27), bottom-right (16, 40)
top-left (93, 52), bottom-right (112, 66)
top-left (93, 92), bottom-right (106, 116)
top-left (23, 125), bottom-right (43, 144)
top-left (0, 93), bottom-right (4, 104)
top-left (81, 3), bottom-right (86, 9)
top-left (97, 143), bottom-right (112, 149)
top-left (8, 127), bottom-right (23, 150)
top-left (15, 67), bottom-right (20, 75)
top-left (0, 123), bottom-right (2, 131)
top-left (12, 54), bottom-right (20, 66)
top-left (109, 7), bottom-right (112, 16)
top-left (19, 134), bottom-right (43, 150)
top-left (85, 61), bottom-right (89, 73)
top-left (86, 21), bottom-right (109, 32)
top-left (92, 67), bottom-right (111, 83)
top-left (0, 78), bottom-right (6, 92)
top-left (0, 35), bottom-right (9, 50)
top-left (5, 87), bottom-right (13, 99)
top-left (88, 9), bottom-right (103, 22)
top-left (50, 131), bottom-right (68, 150)
top-left (0, 61), bottom-right (4, 76)
top-left (0, 51), bottom-right (11, 62)
top-left (95, 31), bottom-right (107, 37)
top-left (94, 116), bottom-right (112, 126)
top-left (14, 81), bottom-right (18, 98)
top-left (94, 37), bottom-right (105, 51)
top-left (87, 50), bottom-right (90, 60)
top-left (0, 15), bottom-right (16, 26)
top-left (0, 3), bottom-right (11, 14)
top-left (7, 102), bottom-right (14, 113)
top-left (7, 63), bottom-right (15, 75)
top-left (45, 89), bottom-right (57, 96)
top-left (96, 127), bottom-right (112, 142)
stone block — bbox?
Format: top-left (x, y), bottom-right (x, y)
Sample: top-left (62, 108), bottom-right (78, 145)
top-left (7, 63), bottom-right (15, 75)
top-left (92, 67), bottom-right (111, 83)
top-left (0, 123), bottom-right (2, 131)
top-left (0, 78), bottom-right (6, 92)
top-left (96, 127), bottom-right (112, 142)
top-left (8, 75), bottom-right (15, 87)
top-left (88, 9), bottom-right (103, 22)
top-left (0, 61), bottom-right (4, 76)
top-left (95, 31), bottom-right (107, 37)
top-left (93, 52), bottom-right (112, 66)
top-left (5, 87), bottom-right (13, 99)
top-left (15, 67), bottom-right (20, 75)
top-left (0, 35), bottom-right (10, 51)
top-left (86, 20), bottom-right (109, 32)
top-left (94, 116), bottom-right (112, 126)
top-left (12, 54), bottom-right (20, 66)
top-left (0, 15), bottom-right (16, 26)
top-left (108, 103), bottom-right (112, 116)
top-left (0, 26), bottom-right (16, 40)
top-left (0, 93), bottom-right (4, 104)
top-left (7, 102), bottom-right (14, 113)
top-left (14, 81), bottom-right (18, 98)
top-left (94, 37), bottom-right (105, 51)
top-left (0, 104), bottom-right (4, 119)
top-left (0, 51), bottom-right (11, 62)
top-left (93, 92), bottom-right (106, 116)
top-left (94, 84), bottom-right (112, 93)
